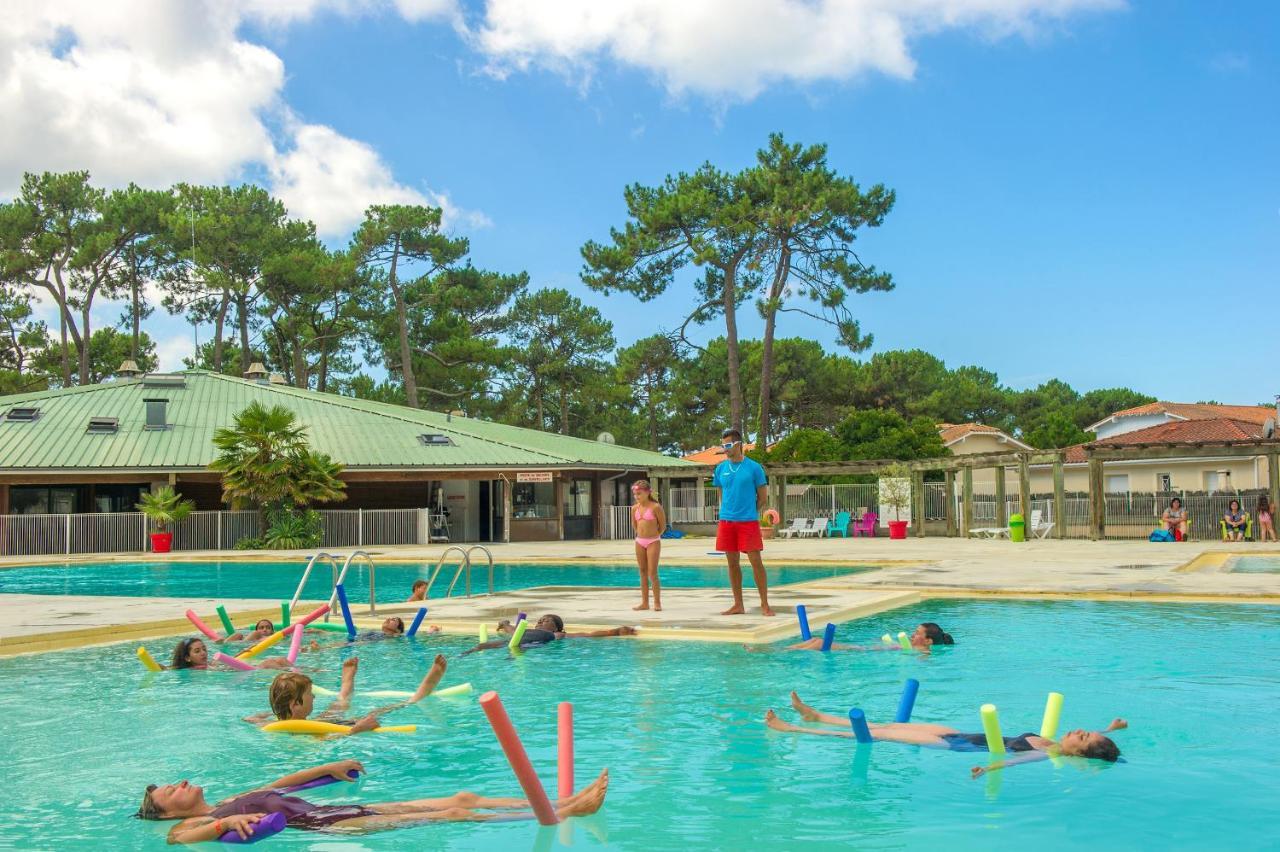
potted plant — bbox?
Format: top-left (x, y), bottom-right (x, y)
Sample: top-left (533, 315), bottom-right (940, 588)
top-left (759, 508), bottom-right (779, 540)
top-left (879, 464), bottom-right (912, 540)
top-left (137, 486), bottom-right (195, 553)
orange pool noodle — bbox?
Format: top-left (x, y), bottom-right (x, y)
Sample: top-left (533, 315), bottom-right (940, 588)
top-left (558, 702), bottom-right (574, 800)
top-left (479, 691), bottom-right (558, 825)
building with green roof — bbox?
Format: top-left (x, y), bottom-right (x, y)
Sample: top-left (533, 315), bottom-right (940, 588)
top-left (0, 369), bottom-right (690, 543)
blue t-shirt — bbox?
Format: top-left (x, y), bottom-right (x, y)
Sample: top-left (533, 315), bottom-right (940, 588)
top-left (713, 457), bottom-right (767, 522)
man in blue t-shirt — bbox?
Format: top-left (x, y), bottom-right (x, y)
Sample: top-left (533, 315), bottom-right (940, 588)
top-left (711, 428), bottom-right (775, 617)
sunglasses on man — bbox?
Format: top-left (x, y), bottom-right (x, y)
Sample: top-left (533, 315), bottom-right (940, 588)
top-left (721, 441), bottom-right (740, 451)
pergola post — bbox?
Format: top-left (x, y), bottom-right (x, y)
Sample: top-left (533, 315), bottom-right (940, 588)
top-left (778, 475), bottom-right (788, 528)
top-left (994, 467), bottom-right (1007, 528)
top-left (911, 469), bottom-right (925, 538)
top-left (1088, 455), bottom-right (1105, 540)
top-left (1053, 456), bottom-right (1066, 539)
top-left (1018, 454), bottom-right (1031, 534)
top-left (944, 470), bottom-right (956, 537)
top-left (961, 467), bottom-right (973, 538)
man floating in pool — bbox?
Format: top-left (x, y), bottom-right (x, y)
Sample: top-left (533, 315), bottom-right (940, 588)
top-left (242, 655), bottom-right (448, 735)
top-left (765, 691), bottom-right (1125, 772)
top-left (746, 622), bottom-right (955, 654)
top-left (136, 759), bottom-right (609, 841)
top-left (460, 614), bottom-right (636, 655)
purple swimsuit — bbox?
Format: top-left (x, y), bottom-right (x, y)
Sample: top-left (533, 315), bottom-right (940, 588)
top-left (211, 790), bottom-right (374, 831)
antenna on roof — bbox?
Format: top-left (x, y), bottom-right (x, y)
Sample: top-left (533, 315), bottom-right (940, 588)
top-left (596, 432), bottom-right (616, 444)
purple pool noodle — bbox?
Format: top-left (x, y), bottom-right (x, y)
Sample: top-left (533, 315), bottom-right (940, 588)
top-left (218, 810), bottom-right (286, 844)
top-left (283, 770), bottom-right (359, 793)
top-left (515, 612), bottom-right (526, 624)
top-left (407, 607), bottom-right (427, 638)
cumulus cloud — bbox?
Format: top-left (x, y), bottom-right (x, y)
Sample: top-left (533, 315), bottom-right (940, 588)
top-left (471, 0), bottom-right (1123, 99)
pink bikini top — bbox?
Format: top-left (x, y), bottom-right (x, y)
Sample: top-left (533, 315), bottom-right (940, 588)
top-left (634, 506), bottom-right (656, 521)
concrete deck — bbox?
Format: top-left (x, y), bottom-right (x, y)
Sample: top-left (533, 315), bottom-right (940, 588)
top-left (1, 537), bottom-right (1275, 657)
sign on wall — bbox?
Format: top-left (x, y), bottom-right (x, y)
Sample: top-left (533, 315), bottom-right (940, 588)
top-left (516, 472), bottom-right (554, 483)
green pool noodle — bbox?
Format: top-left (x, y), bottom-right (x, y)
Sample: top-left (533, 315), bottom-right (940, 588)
top-left (508, 618), bottom-right (529, 650)
top-left (1040, 692), bottom-right (1064, 740)
top-left (280, 603), bottom-right (290, 629)
top-left (897, 632), bottom-right (912, 651)
top-left (479, 623), bottom-right (489, 642)
top-left (308, 622), bottom-right (350, 633)
top-left (981, 703), bottom-right (1006, 758)
top-left (215, 606), bottom-right (235, 636)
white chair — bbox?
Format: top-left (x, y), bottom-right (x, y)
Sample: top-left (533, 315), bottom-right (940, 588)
top-left (1030, 509), bottom-right (1055, 539)
top-left (969, 524), bottom-right (1008, 539)
top-left (802, 516), bottom-right (829, 538)
top-left (778, 518), bottom-right (811, 539)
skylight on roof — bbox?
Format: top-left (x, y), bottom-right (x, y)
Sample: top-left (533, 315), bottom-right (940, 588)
top-left (87, 417), bottom-right (119, 434)
top-left (419, 433), bottom-right (455, 446)
top-left (4, 407), bottom-right (39, 422)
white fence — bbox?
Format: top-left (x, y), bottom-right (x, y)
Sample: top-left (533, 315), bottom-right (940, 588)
top-left (0, 508), bottom-right (427, 556)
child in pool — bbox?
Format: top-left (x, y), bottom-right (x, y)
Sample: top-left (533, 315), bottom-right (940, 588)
top-left (241, 655), bottom-right (448, 735)
top-left (630, 480), bottom-right (666, 612)
top-left (407, 580), bottom-right (428, 601)
top-left (169, 637), bottom-right (294, 671)
top-left (460, 614), bottom-right (636, 655)
top-left (136, 759), bottom-right (609, 842)
top-left (766, 691), bottom-right (1125, 775)
top-left (750, 622), bottom-right (954, 653)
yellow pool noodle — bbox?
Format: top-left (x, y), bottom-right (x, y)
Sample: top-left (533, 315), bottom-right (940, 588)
top-left (1040, 692), bottom-right (1064, 740)
top-left (136, 646), bottom-right (163, 672)
top-left (479, 623), bottom-right (489, 642)
top-left (881, 634), bottom-right (894, 645)
top-left (897, 631), bottom-right (912, 651)
top-left (508, 618), bottom-right (529, 650)
top-left (262, 719), bottom-right (416, 735)
top-left (433, 682), bottom-right (473, 697)
top-left (981, 703), bottom-right (1005, 758)
top-left (237, 627), bottom-right (289, 660)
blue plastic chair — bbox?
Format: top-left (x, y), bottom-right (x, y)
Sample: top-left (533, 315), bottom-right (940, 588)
top-left (827, 511), bottom-right (852, 538)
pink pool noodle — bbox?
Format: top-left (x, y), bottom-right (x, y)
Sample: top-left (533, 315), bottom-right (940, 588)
top-left (286, 620), bottom-right (305, 663)
top-left (558, 702), bottom-right (574, 800)
top-left (291, 603), bottom-right (331, 631)
top-left (479, 690), bottom-right (558, 825)
top-left (215, 651), bottom-right (256, 671)
top-left (185, 609), bottom-right (222, 641)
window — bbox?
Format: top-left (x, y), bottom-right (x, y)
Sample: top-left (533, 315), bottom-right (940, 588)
top-left (512, 482), bottom-right (555, 519)
top-left (1204, 471), bottom-right (1230, 492)
top-left (1157, 473), bottom-right (1172, 492)
top-left (1105, 474), bottom-right (1129, 493)
top-left (5, 407), bottom-right (39, 422)
top-left (418, 433), bottom-right (455, 446)
top-left (86, 417), bottom-right (119, 434)
top-left (563, 480), bottom-right (592, 518)
top-left (144, 399), bottom-right (168, 430)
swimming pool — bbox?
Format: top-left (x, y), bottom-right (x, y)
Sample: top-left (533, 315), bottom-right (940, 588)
top-left (1, 599), bottom-right (1275, 849)
top-left (0, 560), bottom-right (870, 602)
top-left (1226, 555), bottom-right (1280, 573)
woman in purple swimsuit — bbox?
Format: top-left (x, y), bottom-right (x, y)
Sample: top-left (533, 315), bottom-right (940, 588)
top-left (137, 760), bottom-right (610, 842)
top-left (630, 480), bottom-right (667, 612)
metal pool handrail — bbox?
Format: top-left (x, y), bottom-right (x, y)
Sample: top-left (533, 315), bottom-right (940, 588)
top-left (461, 545), bottom-right (494, 596)
top-left (424, 546), bottom-right (470, 599)
top-left (326, 550), bottom-right (379, 617)
top-left (290, 551), bottom-right (341, 614)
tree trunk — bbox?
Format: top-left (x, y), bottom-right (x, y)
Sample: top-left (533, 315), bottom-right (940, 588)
top-left (237, 291), bottom-right (251, 376)
top-left (130, 258), bottom-right (140, 360)
top-left (722, 261), bottom-right (746, 436)
top-left (535, 379), bottom-right (544, 430)
top-left (756, 246), bottom-right (790, 447)
top-left (79, 301), bottom-right (92, 385)
top-left (647, 391), bottom-right (658, 451)
top-left (559, 385), bottom-right (568, 435)
top-left (389, 241), bottom-right (419, 408)
top-left (213, 294), bottom-right (230, 372)
top-left (317, 348), bottom-right (329, 393)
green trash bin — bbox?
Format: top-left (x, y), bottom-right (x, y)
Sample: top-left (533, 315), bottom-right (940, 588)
top-left (1009, 513), bottom-right (1025, 542)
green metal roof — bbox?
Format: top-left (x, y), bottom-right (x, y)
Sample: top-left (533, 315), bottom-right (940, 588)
top-left (0, 371), bottom-right (691, 472)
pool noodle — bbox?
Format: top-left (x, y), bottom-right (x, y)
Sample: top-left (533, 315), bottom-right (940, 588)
top-left (848, 708), bottom-right (873, 744)
top-left (216, 605), bottom-right (236, 637)
top-left (895, 678), bottom-right (920, 723)
top-left (980, 703), bottom-right (1006, 758)
top-left (479, 691), bottom-right (558, 825)
top-left (312, 682), bottom-right (472, 699)
top-left (479, 623), bottom-right (489, 642)
top-left (1040, 692), bottom-right (1064, 740)
top-left (796, 605), bottom-right (812, 640)
top-left (407, 607), bottom-right (428, 638)
top-left (219, 809), bottom-right (286, 844)
top-left (515, 612), bottom-right (527, 624)
top-left (280, 602), bottom-right (290, 629)
top-left (433, 682), bottom-right (472, 697)
top-left (820, 623), bottom-right (836, 651)
top-left (508, 618), bottom-right (529, 650)
top-left (185, 609), bottom-right (222, 641)
top-left (284, 770), bottom-right (359, 793)
top-left (308, 622), bottom-right (349, 633)
top-left (335, 584), bottom-right (357, 638)
top-left (558, 702), bottom-right (574, 800)
top-left (286, 621), bottom-right (304, 664)
top-left (897, 631), bottom-right (912, 651)
top-left (215, 651), bottom-right (257, 671)
top-left (136, 646), bottom-right (163, 672)
top-left (881, 634), bottom-right (894, 645)
top-left (236, 627), bottom-right (289, 660)
top-left (262, 719), bottom-right (415, 735)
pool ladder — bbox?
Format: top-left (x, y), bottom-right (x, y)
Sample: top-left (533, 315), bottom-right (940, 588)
top-left (287, 550), bottom-right (381, 618)
top-left (423, 545), bottom-right (494, 599)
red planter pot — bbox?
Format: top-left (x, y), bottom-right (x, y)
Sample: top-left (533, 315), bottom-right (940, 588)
top-left (150, 532), bottom-right (173, 553)
top-left (887, 520), bottom-right (909, 540)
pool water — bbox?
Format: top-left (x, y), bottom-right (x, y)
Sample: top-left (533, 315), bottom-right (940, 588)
top-left (0, 560), bottom-right (869, 602)
top-left (1227, 555), bottom-right (1280, 573)
top-left (1, 600), bottom-right (1276, 850)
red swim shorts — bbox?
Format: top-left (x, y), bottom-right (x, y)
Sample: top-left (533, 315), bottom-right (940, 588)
top-left (717, 520), bottom-right (764, 553)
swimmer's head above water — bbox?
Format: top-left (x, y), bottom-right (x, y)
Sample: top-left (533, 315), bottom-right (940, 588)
top-left (912, 622), bottom-right (954, 648)
top-left (382, 616), bottom-right (405, 636)
top-left (269, 671), bottom-right (315, 720)
top-left (136, 779), bottom-right (207, 820)
top-left (534, 614), bottom-right (565, 633)
top-left (171, 637), bottom-right (208, 669)
top-left (1057, 728), bottom-right (1120, 761)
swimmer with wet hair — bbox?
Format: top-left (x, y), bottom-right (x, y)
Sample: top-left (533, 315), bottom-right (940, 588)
top-left (460, 614), bottom-right (636, 655)
top-left (751, 621), bottom-right (955, 653)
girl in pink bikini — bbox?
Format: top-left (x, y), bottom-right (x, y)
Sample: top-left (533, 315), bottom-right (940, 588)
top-left (630, 480), bottom-right (666, 611)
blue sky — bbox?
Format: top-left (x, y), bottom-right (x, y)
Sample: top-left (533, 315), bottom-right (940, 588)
top-left (4, 1), bottom-right (1277, 405)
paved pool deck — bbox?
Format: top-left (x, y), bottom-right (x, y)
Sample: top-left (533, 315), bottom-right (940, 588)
top-left (1, 537), bottom-right (1276, 656)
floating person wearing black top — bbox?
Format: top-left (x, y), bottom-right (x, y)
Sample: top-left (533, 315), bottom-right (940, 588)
top-left (460, 614), bottom-right (635, 655)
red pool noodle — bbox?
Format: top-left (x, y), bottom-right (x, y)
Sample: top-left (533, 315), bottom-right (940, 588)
top-left (185, 609), bottom-right (222, 641)
top-left (558, 702), bottom-right (574, 800)
top-left (479, 691), bottom-right (558, 825)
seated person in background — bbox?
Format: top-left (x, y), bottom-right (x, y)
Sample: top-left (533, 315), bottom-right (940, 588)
top-left (407, 580), bottom-right (427, 602)
top-left (243, 655), bottom-right (447, 735)
top-left (1223, 499), bottom-right (1247, 541)
top-left (1161, 497), bottom-right (1189, 540)
top-left (461, 614), bottom-right (636, 655)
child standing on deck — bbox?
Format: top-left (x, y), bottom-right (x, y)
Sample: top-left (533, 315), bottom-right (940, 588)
top-left (631, 480), bottom-right (666, 612)
top-left (1257, 495), bottom-right (1277, 542)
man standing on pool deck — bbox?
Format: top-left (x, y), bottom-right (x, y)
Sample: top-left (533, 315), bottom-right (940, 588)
top-left (713, 428), bottom-right (774, 617)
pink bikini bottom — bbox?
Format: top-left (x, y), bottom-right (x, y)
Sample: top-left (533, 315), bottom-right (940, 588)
top-left (635, 536), bottom-right (661, 548)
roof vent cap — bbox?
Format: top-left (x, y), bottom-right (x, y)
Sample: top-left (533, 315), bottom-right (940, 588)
top-left (244, 362), bottom-right (269, 380)
top-left (268, 372), bottom-right (287, 385)
top-left (116, 359), bottom-right (142, 379)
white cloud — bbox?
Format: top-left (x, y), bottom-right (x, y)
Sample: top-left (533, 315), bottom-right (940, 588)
top-left (153, 331), bottom-right (197, 372)
top-left (471, 0), bottom-right (1123, 100)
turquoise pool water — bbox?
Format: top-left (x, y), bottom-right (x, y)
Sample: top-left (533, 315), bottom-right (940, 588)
top-left (1, 599), bottom-right (1276, 850)
top-left (1227, 555), bottom-right (1280, 573)
top-left (0, 560), bottom-right (868, 602)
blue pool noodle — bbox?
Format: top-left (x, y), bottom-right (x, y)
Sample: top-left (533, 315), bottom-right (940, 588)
top-left (335, 583), bottom-right (357, 638)
top-left (407, 607), bottom-right (427, 638)
top-left (821, 623), bottom-right (836, 651)
top-left (848, 708), bottom-right (874, 744)
top-left (796, 605), bottom-right (812, 640)
top-left (895, 678), bottom-right (920, 723)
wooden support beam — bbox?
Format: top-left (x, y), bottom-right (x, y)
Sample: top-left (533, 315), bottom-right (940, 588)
top-left (994, 467), bottom-right (1007, 528)
top-left (911, 469), bottom-right (925, 538)
top-left (1018, 454), bottom-right (1031, 532)
top-left (1269, 452), bottom-right (1280, 527)
top-left (944, 470), bottom-right (956, 537)
top-left (778, 475), bottom-right (788, 527)
top-left (1053, 457), bottom-right (1066, 540)
top-left (1085, 440), bottom-right (1280, 462)
top-left (961, 467), bottom-right (973, 538)
top-left (1088, 455), bottom-right (1105, 540)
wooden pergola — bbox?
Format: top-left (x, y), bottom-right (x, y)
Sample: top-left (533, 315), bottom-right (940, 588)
top-left (650, 438), bottom-right (1280, 540)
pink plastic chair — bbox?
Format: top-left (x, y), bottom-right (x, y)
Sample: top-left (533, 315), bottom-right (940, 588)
top-left (852, 511), bottom-right (878, 537)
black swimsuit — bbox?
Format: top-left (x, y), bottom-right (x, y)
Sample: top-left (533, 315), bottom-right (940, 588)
top-left (518, 628), bottom-right (558, 646)
top-left (941, 732), bottom-right (1038, 753)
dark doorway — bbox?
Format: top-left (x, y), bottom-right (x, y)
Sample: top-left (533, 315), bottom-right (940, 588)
top-left (563, 479), bottom-right (594, 540)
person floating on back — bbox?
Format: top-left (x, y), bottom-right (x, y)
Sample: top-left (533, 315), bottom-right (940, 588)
top-left (713, 428), bottom-right (774, 617)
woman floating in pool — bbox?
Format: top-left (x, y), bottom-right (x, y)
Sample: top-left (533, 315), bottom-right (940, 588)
top-left (461, 614), bottom-right (636, 655)
top-left (136, 759), bottom-right (609, 842)
top-left (765, 691), bottom-right (1125, 773)
top-left (746, 622), bottom-right (954, 654)
top-left (169, 638), bottom-right (293, 671)
top-left (242, 656), bottom-right (447, 735)
top-left (630, 480), bottom-right (666, 612)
